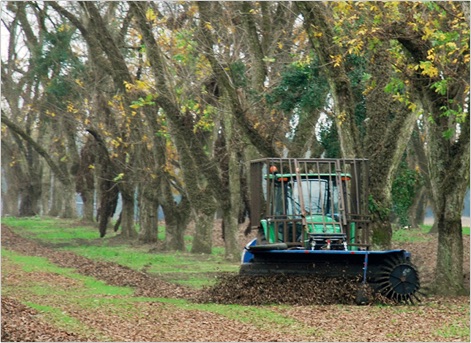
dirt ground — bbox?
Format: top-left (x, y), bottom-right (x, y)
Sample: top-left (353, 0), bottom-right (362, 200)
top-left (1, 223), bottom-right (470, 342)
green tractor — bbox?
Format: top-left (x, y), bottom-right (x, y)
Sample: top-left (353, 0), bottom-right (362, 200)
top-left (241, 158), bottom-right (421, 304)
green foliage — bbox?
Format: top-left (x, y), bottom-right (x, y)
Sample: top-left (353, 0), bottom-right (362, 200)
top-left (391, 160), bottom-right (423, 227)
top-left (30, 24), bottom-right (84, 105)
top-left (317, 118), bottom-right (341, 158)
top-left (229, 60), bottom-right (247, 88)
top-left (130, 94), bottom-right (156, 109)
top-left (344, 54), bottom-right (368, 135)
top-left (265, 56), bottom-right (329, 114)
top-left (33, 25), bottom-right (75, 75)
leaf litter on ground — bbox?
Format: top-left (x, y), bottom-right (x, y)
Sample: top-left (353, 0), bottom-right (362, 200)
top-left (1, 224), bottom-right (470, 342)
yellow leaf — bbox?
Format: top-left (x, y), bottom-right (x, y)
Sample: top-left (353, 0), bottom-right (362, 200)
top-left (146, 8), bottom-right (157, 22)
top-left (123, 81), bottom-right (133, 91)
top-left (135, 80), bottom-right (149, 91)
top-left (204, 22), bottom-right (213, 31)
top-left (330, 54), bottom-right (342, 67)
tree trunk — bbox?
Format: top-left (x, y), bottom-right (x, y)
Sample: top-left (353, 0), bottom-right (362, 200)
top-left (162, 209), bottom-right (186, 251)
top-left (18, 183), bottom-right (40, 217)
top-left (76, 137), bottom-right (97, 222)
top-left (408, 186), bottom-right (427, 228)
top-left (221, 111), bottom-right (242, 261)
top-left (434, 205), bottom-right (466, 295)
top-left (80, 189), bottom-right (95, 223)
top-left (1, 145), bottom-right (22, 216)
top-left (221, 208), bottom-right (240, 261)
top-left (364, 40), bottom-right (419, 247)
top-left (409, 125), bottom-right (433, 229)
top-left (189, 170), bottom-right (217, 255)
top-left (120, 190), bottom-right (137, 239)
top-left (368, 188), bottom-right (393, 248)
top-left (163, 197), bottom-right (191, 252)
top-left (60, 182), bottom-right (77, 219)
top-left (138, 192), bottom-right (159, 243)
top-left (191, 206), bottom-right (216, 254)
top-left (160, 181), bottom-right (190, 251)
top-left (422, 92), bottom-right (469, 296)
top-left (48, 175), bottom-right (62, 217)
top-left (428, 144), bottom-right (469, 294)
top-left (18, 146), bottom-right (43, 217)
top-left (164, 218), bottom-right (185, 251)
top-left (1, 187), bottom-right (19, 216)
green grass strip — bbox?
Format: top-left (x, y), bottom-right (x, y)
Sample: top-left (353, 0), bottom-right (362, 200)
top-left (23, 301), bottom-right (110, 340)
top-left (148, 298), bottom-right (318, 335)
top-left (2, 248), bottom-right (133, 297)
top-left (434, 318), bottom-right (470, 339)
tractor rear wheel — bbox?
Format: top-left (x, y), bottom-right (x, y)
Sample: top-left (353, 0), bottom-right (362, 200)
top-left (375, 255), bottom-right (421, 304)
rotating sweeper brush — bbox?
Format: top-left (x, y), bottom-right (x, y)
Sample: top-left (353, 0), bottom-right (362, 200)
top-left (240, 158), bottom-right (421, 305)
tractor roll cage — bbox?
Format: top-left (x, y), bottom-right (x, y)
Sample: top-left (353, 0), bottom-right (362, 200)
top-left (249, 158), bottom-right (371, 248)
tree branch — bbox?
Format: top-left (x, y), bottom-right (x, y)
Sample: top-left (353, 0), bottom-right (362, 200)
top-left (1, 112), bottom-right (71, 186)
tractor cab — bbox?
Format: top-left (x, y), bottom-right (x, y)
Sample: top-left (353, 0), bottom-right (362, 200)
top-left (250, 158), bottom-right (371, 251)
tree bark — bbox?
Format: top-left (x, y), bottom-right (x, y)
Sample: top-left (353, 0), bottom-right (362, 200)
top-left (221, 108), bottom-right (242, 261)
top-left (191, 204), bottom-right (216, 255)
top-left (296, 1), bottom-right (361, 159)
top-left (120, 189), bottom-right (138, 239)
top-left (425, 120), bottom-right (469, 294)
top-left (161, 189), bottom-right (190, 252)
top-left (138, 191), bottom-right (159, 243)
top-left (365, 46), bottom-right (417, 248)
top-left (408, 186), bottom-right (427, 228)
top-left (239, 1), bottom-right (267, 92)
top-left (48, 175), bottom-right (61, 217)
top-left (61, 182), bottom-right (77, 219)
top-left (75, 136), bottom-right (97, 222)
